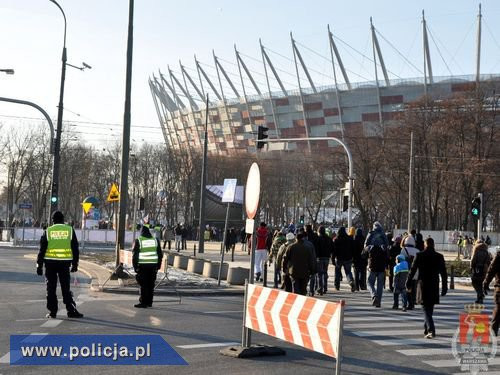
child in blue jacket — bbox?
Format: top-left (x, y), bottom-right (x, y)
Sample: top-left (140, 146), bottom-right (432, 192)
top-left (393, 254), bottom-right (409, 311)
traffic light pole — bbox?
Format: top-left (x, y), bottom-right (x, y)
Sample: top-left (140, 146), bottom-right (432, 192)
top-left (258, 137), bottom-right (354, 227)
top-left (478, 192), bottom-right (483, 241)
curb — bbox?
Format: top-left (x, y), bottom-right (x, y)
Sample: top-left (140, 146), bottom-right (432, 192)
top-left (98, 286), bottom-right (245, 297)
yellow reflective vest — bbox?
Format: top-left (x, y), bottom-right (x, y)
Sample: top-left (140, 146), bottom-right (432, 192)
top-left (45, 224), bottom-right (73, 261)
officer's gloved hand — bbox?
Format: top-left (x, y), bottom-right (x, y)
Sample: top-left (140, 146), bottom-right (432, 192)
top-left (36, 266), bottom-right (43, 276)
top-left (70, 265), bottom-right (78, 273)
top-left (484, 283), bottom-right (490, 295)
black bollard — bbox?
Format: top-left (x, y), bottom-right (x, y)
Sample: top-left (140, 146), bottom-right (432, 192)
top-left (450, 265), bottom-right (455, 290)
top-left (263, 263), bottom-right (268, 287)
top-left (231, 246), bottom-right (235, 262)
top-left (194, 244), bottom-right (196, 257)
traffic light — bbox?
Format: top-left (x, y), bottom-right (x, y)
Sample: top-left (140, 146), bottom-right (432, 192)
top-left (342, 195), bottom-right (348, 212)
top-left (256, 125), bottom-right (269, 149)
top-left (471, 197), bottom-right (481, 218)
top-left (299, 215), bottom-right (305, 225)
top-left (50, 196), bottom-right (58, 204)
top-left (139, 197), bottom-right (145, 211)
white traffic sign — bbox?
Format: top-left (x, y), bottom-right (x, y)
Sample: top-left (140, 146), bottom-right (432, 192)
top-left (245, 163), bottom-right (260, 219)
top-left (221, 178), bottom-right (237, 203)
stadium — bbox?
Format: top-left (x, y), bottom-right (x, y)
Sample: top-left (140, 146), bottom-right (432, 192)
top-left (149, 8), bottom-right (500, 155)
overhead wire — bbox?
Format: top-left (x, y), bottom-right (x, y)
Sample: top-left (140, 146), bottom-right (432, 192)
top-left (426, 25), bottom-right (454, 76)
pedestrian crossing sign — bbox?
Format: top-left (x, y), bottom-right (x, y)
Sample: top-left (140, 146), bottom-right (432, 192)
top-left (107, 183), bottom-right (120, 202)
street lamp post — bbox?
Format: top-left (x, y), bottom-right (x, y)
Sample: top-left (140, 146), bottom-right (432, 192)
top-left (48, 0), bottom-right (67, 213)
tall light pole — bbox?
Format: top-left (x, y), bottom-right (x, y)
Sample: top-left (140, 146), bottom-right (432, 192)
top-left (48, 0), bottom-right (67, 213)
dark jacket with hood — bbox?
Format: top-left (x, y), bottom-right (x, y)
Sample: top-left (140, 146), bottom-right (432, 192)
top-left (132, 226), bottom-right (163, 271)
top-left (352, 228), bottom-right (367, 267)
top-left (471, 242), bottom-right (491, 279)
top-left (315, 227), bottom-right (334, 258)
top-left (364, 222), bottom-right (389, 249)
top-left (332, 227), bottom-right (354, 262)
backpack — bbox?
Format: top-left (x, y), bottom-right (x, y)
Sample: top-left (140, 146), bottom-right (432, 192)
top-left (402, 247), bottom-right (415, 268)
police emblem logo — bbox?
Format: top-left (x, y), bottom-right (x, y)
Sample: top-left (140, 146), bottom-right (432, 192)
top-left (451, 303), bottom-right (497, 374)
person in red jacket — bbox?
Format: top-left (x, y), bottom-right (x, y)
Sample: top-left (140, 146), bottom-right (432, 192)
top-left (255, 222), bottom-right (269, 281)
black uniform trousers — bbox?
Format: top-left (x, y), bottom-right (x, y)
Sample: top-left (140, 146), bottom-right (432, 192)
top-left (492, 287), bottom-right (500, 336)
top-left (136, 264), bottom-right (158, 306)
top-left (45, 260), bottom-right (76, 314)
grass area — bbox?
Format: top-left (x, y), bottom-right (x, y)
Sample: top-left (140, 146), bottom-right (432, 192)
top-left (446, 258), bottom-right (471, 277)
top-left (80, 252), bottom-right (114, 265)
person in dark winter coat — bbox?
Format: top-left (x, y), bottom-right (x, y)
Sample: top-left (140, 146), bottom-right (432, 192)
top-left (406, 237), bottom-right (447, 338)
top-left (470, 241), bottom-right (491, 303)
top-left (282, 232), bottom-right (316, 295)
top-left (352, 228), bottom-right (367, 290)
top-left (363, 222), bottom-right (389, 307)
top-left (364, 221), bottom-right (389, 249)
top-left (132, 225), bottom-right (163, 308)
top-left (388, 235), bottom-right (402, 292)
top-left (484, 249), bottom-right (500, 336)
top-left (315, 226), bottom-right (334, 295)
top-left (332, 227), bottom-right (355, 292)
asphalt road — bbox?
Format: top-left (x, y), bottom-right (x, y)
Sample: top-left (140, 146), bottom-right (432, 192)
top-left (0, 247), bottom-right (496, 375)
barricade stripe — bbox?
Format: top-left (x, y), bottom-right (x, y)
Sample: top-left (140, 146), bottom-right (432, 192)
top-left (297, 298), bottom-right (316, 350)
top-left (246, 284), bottom-right (263, 330)
top-left (255, 287), bottom-right (272, 334)
top-left (317, 302), bottom-right (338, 357)
top-left (288, 294), bottom-right (307, 348)
top-left (307, 299), bottom-right (328, 354)
top-left (326, 307), bottom-right (341, 353)
top-left (262, 289), bottom-right (280, 337)
top-left (271, 291), bottom-right (288, 341)
top-left (279, 293), bottom-right (298, 343)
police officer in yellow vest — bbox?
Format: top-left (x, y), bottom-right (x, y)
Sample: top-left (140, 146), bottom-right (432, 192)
top-left (132, 224), bottom-right (163, 308)
top-left (36, 211), bottom-right (83, 319)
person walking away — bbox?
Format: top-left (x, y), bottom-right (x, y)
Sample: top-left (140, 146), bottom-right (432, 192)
top-left (393, 255), bottom-right (409, 311)
top-left (406, 238), bottom-right (447, 338)
top-left (282, 231), bottom-right (316, 295)
top-left (302, 226), bottom-right (318, 296)
top-left (181, 224), bottom-right (187, 250)
top-left (464, 236), bottom-right (471, 259)
top-left (415, 232), bottom-right (425, 251)
top-left (278, 233), bottom-right (295, 292)
top-left (363, 240), bottom-right (388, 308)
top-left (315, 226), bottom-right (334, 295)
top-left (483, 248), bottom-right (500, 336)
top-left (332, 227), bottom-right (355, 292)
top-left (132, 224), bottom-right (163, 308)
top-left (174, 223), bottom-right (182, 252)
top-left (36, 210), bottom-right (83, 319)
top-left (388, 235), bottom-right (402, 292)
top-left (352, 228), bottom-right (367, 290)
top-left (255, 222), bottom-right (269, 282)
top-left (400, 235), bottom-right (420, 310)
top-left (470, 240), bottom-right (491, 303)
top-left (269, 229), bottom-right (287, 288)
top-left (162, 226), bottom-right (173, 250)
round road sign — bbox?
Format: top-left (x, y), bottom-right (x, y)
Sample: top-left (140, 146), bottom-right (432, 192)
top-left (245, 163), bottom-right (260, 219)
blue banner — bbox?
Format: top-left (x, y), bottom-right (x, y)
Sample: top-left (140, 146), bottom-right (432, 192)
top-left (10, 335), bottom-right (187, 366)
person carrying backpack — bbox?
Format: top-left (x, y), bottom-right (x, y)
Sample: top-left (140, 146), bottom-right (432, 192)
top-left (400, 235), bottom-right (419, 310)
top-left (363, 222), bottom-right (389, 307)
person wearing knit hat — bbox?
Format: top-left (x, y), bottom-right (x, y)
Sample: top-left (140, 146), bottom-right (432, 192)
top-left (400, 235), bottom-right (420, 310)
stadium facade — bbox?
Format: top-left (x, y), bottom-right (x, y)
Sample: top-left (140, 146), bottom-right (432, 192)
top-left (149, 7), bottom-right (500, 155)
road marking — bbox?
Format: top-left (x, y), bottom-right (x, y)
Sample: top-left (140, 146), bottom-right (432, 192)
top-left (40, 319), bottom-right (63, 328)
top-left (0, 353), bottom-right (9, 364)
top-left (344, 322), bottom-right (451, 329)
top-left (108, 304), bottom-right (136, 318)
top-left (397, 348), bottom-right (452, 356)
top-left (150, 316), bottom-right (162, 326)
top-left (23, 300), bottom-right (47, 303)
top-left (202, 310), bottom-right (242, 314)
top-left (344, 315), bottom-right (457, 322)
top-left (372, 337), bottom-right (451, 346)
top-left (15, 318), bottom-right (46, 322)
top-left (353, 329), bottom-right (456, 337)
top-left (177, 342), bottom-right (239, 349)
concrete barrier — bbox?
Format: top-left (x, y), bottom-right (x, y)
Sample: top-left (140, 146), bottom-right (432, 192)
top-left (173, 254), bottom-right (189, 270)
top-left (166, 252), bottom-right (176, 266)
top-left (187, 258), bottom-right (205, 274)
top-left (226, 267), bottom-right (248, 285)
top-left (203, 261), bottom-right (229, 279)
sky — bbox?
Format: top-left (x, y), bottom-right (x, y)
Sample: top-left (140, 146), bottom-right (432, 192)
top-left (1, 0), bottom-right (499, 150)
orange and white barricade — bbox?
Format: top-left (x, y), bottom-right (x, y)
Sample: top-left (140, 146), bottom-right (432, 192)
top-left (243, 283), bottom-right (345, 373)
top-left (119, 249), bottom-right (134, 267)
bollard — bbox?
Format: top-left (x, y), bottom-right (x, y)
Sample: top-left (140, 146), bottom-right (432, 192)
top-left (194, 244), bottom-right (196, 257)
top-left (450, 265), bottom-right (455, 290)
top-left (263, 263), bottom-right (267, 287)
top-left (231, 245), bottom-right (235, 262)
